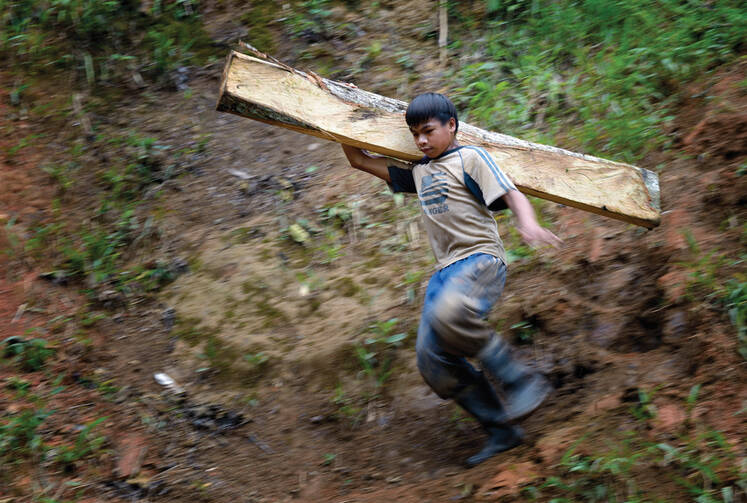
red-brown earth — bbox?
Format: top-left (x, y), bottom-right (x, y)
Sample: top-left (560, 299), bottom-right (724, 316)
top-left (1, 4), bottom-right (745, 503)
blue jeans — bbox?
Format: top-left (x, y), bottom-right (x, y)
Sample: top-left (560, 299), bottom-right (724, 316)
top-left (416, 253), bottom-right (507, 399)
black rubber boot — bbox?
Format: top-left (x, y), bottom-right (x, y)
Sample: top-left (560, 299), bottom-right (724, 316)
top-left (453, 373), bottom-right (524, 467)
top-left (465, 424), bottom-right (523, 468)
top-left (478, 336), bottom-right (551, 422)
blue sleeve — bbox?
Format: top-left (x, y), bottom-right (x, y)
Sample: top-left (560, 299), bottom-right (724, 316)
top-left (387, 165), bottom-right (416, 193)
top-left (462, 147), bottom-right (515, 211)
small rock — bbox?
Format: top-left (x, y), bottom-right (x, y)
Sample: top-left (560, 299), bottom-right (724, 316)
top-left (116, 434), bottom-right (148, 478)
top-left (161, 308), bottom-right (176, 330)
top-left (154, 372), bottom-right (185, 395)
top-left (653, 403), bottom-right (688, 434)
top-left (588, 321), bottom-right (624, 349)
top-left (307, 143), bottom-right (321, 151)
top-left (309, 415), bottom-right (325, 424)
top-left (588, 229), bottom-right (604, 263)
top-left (660, 209), bottom-right (690, 256)
top-left (169, 257), bottom-right (189, 275)
top-left (536, 426), bottom-right (583, 464)
top-left (586, 393), bottom-right (623, 415)
top-left (662, 310), bottom-right (688, 344)
top-left (481, 462), bottom-right (539, 498)
top-left (657, 268), bottom-right (689, 304)
top-left (288, 224), bottom-right (309, 244)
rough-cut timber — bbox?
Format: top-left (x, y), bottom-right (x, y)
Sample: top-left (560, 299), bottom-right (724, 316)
top-left (217, 50), bottom-right (661, 228)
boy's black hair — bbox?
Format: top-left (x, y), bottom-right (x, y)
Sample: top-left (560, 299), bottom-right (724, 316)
top-left (405, 92), bottom-right (459, 133)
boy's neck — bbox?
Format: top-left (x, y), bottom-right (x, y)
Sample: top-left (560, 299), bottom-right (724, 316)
top-left (431, 139), bottom-right (460, 158)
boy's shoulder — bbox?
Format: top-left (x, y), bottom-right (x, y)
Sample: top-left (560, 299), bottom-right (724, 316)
top-left (451, 145), bottom-right (495, 170)
top-left (458, 145), bottom-right (491, 160)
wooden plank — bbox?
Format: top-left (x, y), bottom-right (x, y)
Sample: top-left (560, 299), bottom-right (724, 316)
top-left (216, 49), bottom-right (660, 228)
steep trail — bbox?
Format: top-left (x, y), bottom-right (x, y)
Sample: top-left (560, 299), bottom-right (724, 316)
top-left (1, 4), bottom-right (745, 501)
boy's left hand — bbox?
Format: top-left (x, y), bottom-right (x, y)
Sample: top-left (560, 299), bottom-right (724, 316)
top-left (517, 223), bottom-right (562, 249)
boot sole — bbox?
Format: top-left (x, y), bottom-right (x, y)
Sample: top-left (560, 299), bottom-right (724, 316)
top-left (465, 426), bottom-right (524, 467)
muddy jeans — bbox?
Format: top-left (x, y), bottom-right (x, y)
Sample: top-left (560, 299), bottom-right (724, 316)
top-left (416, 253), bottom-right (507, 399)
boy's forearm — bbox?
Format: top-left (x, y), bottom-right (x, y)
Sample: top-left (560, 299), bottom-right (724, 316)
top-left (341, 144), bottom-right (391, 182)
top-left (341, 144), bottom-right (367, 168)
top-left (503, 189), bottom-right (537, 229)
top-left (502, 189), bottom-right (562, 248)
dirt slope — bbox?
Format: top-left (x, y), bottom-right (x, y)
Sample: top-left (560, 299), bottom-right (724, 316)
top-left (1, 3), bottom-right (745, 502)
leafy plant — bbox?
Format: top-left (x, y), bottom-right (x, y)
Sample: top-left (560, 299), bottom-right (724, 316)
top-left (355, 318), bottom-right (408, 387)
top-left (330, 384), bottom-right (362, 424)
top-left (244, 352), bottom-right (269, 369)
top-left (320, 452), bottom-right (336, 466)
top-left (511, 320), bottom-right (535, 344)
top-left (5, 376), bottom-right (31, 397)
top-left (0, 408), bottom-right (50, 458)
top-left (630, 387), bottom-right (657, 421)
top-left (56, 416), bottom-right (108, 466)
top-left (724, 279), bottom-right (746, 359)
top-left (284, 0), bottom-right (333, 39)
top-left (456, 0), bottom-right (744, 162)
top-left (3, 334), bottom-right (55, 371)
top-left (1, 0), bottom-right (210, 85)
top-left (530, 383), bottom-right (744, 502)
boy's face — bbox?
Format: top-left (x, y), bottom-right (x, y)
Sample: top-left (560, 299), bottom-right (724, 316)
top-left (409, 117), bottom-right (457, 158)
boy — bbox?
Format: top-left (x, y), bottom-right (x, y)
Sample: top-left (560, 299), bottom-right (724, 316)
top-left (341, 93), bottom-right (561, 467)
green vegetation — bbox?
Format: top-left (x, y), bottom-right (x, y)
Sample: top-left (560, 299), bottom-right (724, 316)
top-left (1, 0), bottom-right (212, 86)
top-left (0, 408), bottom-right (50, 459)
top-left (355, 318), bottom-right (408, 388)
top-left (330, 384), bottom-right (362, 424)
top-left (284, 0), bottom-right (334, 39)
top-left (3, 333), bottom-right (55, 372)
top-left (680, 247), bottom-right (746, 359)
top-left (725, 279), bottom-right (746, 360)
top-left (510, 319), bottom-right (536, 345)
top-left (523, 386), bottom-right (745, 502)
top-left (55, 416), bottom-right (107, 467)
top-left (456, 0), bottom-right (745, 162)
top-left (320, 452), bottom-right (337, 466)
top-left (24, 132), bottom-right (186, 298)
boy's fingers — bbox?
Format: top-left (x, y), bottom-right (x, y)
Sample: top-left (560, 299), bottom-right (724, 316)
top-left (546, 230), bottom-right (562, 247)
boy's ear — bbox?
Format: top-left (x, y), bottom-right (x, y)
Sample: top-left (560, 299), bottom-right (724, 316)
top-left (448, 117), bottom-right (457, 133)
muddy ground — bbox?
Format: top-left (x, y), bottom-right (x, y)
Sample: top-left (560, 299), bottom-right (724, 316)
top-left (1, 2), bottom-right (745, 502)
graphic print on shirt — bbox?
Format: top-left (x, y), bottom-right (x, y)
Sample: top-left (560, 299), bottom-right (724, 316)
top-left (420, 172), bottom-right (450, 215)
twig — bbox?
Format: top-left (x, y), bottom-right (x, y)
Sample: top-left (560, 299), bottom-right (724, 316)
top-left (247, 433), bottom-right (274, 454)
top-left (52, 480), bottom-right (67, 501)
top-left (152, 463), bottom-right (182, 479)
top-left (72, 93), bottom-right (94, 138)
top-left (438, 0), bottom-right (448, 67)
top-left (11, 303), bottom-right (26, 323)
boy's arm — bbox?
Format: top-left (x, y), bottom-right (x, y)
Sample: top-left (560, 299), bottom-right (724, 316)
top-left (341, 144), bottom-right (391, 182)
top-left (502, 189), bottom-right (562, 248)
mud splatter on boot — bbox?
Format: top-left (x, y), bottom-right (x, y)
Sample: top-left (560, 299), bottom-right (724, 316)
top-left (478, 335), bottom-right (552, 422)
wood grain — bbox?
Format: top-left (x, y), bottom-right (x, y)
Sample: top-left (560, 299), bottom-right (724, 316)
top-left (217, 50), bottom-right (660, 228)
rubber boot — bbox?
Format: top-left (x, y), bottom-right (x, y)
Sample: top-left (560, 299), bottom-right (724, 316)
top-left (453, 374), bottom-right (524, 467)
top-left (477, 336), bottom-right (551, 422)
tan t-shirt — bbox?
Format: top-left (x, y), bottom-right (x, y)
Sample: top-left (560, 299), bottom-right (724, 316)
top-left (387, 146), bottom-right (516, 270)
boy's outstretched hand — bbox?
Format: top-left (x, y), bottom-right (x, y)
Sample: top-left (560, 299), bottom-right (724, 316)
top-left (502, 189), bottom-right (562, 249)
top-left (516, 222), bottom-right (563, 249)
